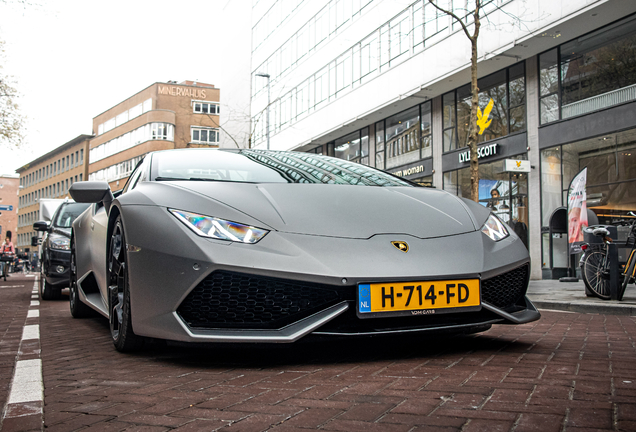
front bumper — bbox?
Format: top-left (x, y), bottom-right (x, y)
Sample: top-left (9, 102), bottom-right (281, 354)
top-left (44, 249), bottom-right (71, 287)
top-left (115, 205), bottom-right (539, 343)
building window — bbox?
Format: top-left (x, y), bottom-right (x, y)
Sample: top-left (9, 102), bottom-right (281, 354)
top-left (375, 120), bottom-right (385, 169)
top-left (91, 123), bottom-right (175, 163)
top-left (80, 149), bottom-right (84, 164)
top-left (385, 107), bottom-right (420, 170)
top-left (332, 127), bottom-right (369, 164)
top-left (373, 101), bottom-right (432, 170)
top-left (193, 101), bottom-right (220, 114)
top-left (540, 15), bottom-right (636, 125)
top-left (89, 155), bottom-right (144, 183)
top-left (97, 98), bottom-right (152, 135)
top-left (191, 127), bottom-right (219, 144)
top-left (444, 62), bottom-right (526, 152)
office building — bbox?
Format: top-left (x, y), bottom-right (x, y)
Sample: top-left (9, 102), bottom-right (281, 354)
top-left (249, 0), bottom-right (636, 279)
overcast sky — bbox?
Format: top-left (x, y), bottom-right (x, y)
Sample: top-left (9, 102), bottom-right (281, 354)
top-left (0, 0), bottom-right (242, 175)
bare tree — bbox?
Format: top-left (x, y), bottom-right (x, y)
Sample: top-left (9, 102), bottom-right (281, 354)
top-left (0, 40), bottom-right (25, 149)
top-left (428, 0), bottom-right (482, 202)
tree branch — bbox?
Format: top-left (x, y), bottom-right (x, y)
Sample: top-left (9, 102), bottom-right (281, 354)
top-left (428, 0), bottom-right (474, 41)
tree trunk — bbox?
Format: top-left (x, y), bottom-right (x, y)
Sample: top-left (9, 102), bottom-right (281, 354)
top-left (468, 4), bottom-right (481, 202)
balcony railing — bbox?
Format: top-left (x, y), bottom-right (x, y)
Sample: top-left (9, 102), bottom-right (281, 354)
top-left (562, 84), bottom-right (636, 119)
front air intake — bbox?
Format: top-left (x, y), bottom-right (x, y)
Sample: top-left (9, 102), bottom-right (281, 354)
top-left (177, 271), bottom-right (343, 329)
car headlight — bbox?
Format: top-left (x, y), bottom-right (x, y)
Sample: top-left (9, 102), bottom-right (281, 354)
top-left (169, 209), bottom-right (269, 244)
top-left (481, 214), bottom-right (509, 241)
top-left (49, 235), bottom-right (71, 250)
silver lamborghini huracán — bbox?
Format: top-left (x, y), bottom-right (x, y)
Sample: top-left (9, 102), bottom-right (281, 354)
top-left (69, 149), bottom-right (540, 352)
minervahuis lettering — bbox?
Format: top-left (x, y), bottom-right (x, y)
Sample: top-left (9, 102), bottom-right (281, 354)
top-left (458, 143), bottom-right (498, 163)
top-left (158, 86), bottom-right (207, 98)
top-left (391, 165), bottom-right (424, 177)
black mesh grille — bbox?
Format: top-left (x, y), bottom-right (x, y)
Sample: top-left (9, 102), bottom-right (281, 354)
top-left (481, 263), bottom-right (529, 308)
top-left (177, 271), bottom-right (343, 329)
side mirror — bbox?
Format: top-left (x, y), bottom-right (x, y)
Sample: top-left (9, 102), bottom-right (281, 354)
top-left (33, 221), bottom-right (50, 232)
top-left (70, 181), bottom-right (114, 212)
top-left (31, 236), bottom-right (40, 247)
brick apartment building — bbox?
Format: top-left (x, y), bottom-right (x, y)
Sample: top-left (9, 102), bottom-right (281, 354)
top-left (15, 80), bottom-right (220, 252)
top-left (89, 80), bottom-right (220, 190)
top-left (0, 174), bottom-right (19, 245)
top-left (14, 135), bottom-right (91, 251)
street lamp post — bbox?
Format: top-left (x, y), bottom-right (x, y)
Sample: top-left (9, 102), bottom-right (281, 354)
top-left (255, 73), bottom-right (270, 150)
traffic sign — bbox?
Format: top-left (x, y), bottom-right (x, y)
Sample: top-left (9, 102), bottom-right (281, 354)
top-left (0, 205), bottom-right (13, 211)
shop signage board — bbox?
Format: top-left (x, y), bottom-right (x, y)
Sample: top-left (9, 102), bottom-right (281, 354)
top-left (458, 143), bottom-right (498, 163)
top-left (503, 159), bottom-right (531, 173)
top-left (0, 205), bottom-right (13, 211)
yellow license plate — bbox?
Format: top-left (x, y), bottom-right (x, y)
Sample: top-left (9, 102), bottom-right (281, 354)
top-left (357, 279), bottom-right (481, 318)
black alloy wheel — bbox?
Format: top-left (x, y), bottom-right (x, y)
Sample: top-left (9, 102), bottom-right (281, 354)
top-left (69, 237), bottom-right (93, 318)
top-left (108, 216), bottom-right (143, 352)
top-left (41, 263), bottom-right (61, 300)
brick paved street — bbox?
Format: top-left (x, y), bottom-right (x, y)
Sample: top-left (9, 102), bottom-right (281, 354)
top-left (2, 276), bottom-right (636, 431)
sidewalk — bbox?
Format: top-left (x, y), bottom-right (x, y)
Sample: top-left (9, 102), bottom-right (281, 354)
top-left (527, 279), bottom-right (636, 316)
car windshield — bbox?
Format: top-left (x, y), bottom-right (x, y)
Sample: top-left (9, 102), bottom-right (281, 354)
top-left (53, 203), bottom-right (91, 228)
top-left (152, 149), bottom-right (413, 187)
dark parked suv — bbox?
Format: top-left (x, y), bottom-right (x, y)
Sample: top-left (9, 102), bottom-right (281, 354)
top-left (34, 201), bottom-right (90, 300)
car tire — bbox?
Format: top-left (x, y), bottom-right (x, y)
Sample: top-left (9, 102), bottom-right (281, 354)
top-left (41, 278), bottom-right (61, 300)
top-left (69, 237), bottom-right (93, 318)
top-left (108, 216), bottom-right (144, 352)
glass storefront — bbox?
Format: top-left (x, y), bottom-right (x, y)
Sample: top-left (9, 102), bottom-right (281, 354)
top-left (540, 128), bottom-right (636, 273)
top-left (333, 127), bottom-right (369, 164)
top-left (443, 63), bottom-right (526, 152)
top-left (540, 14), bottom-right (636, 124)
top-left (444, 156), bottom-right (529, 248)
top-left (375, 101), bottom-right (432, 170)
top-left (541, 128), bottom-right (636, 225)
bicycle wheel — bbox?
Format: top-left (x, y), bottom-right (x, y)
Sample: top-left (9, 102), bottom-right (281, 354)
top-left (619, 249), bottom-right (636, 301)
top-left (582, 250), bottom-right (612, 300)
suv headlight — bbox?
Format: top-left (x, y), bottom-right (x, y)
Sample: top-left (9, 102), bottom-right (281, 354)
top-left (49, 235), bottom-right (71, 250)
top-left (481, 214), bottom-right (509, 241)
top-left (170, 209), bottom-right (269, 244)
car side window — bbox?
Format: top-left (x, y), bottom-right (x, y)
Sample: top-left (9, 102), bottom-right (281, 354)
top-left (125, 167), bottom-right (143, 193)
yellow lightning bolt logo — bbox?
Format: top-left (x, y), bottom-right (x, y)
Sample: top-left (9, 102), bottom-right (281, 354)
top-left (476, 99), bottom-right (494, 135)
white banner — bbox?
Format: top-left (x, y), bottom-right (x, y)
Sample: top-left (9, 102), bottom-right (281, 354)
top-left (567, 167), bottom-right (588, 254)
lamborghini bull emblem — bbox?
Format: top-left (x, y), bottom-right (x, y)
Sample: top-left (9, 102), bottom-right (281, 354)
top-left (391, 241), bottom-right (409, 253)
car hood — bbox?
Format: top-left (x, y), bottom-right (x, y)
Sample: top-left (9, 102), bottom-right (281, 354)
top-left (150, 182), bottom-right (479, 240)
top-left (50, 227), bottom-right (71, 238)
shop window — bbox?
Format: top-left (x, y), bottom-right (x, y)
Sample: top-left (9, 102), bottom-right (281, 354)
top-left (444, 157), bottom-right (529, 247)
top-left (421, 101), bottom-right (432, 159)
top-left (332, 127), bottom-right (369, 164)
top-left (541, 128), bottom-right (636, 227)
top-left (444, 63), bottom-right (526, 152)
top-left (443, 92), bottom-right (456, 152)
top-left (385, 107), bottom-right (420, 169)
top-left (375, 120), bottom-right (385, 169)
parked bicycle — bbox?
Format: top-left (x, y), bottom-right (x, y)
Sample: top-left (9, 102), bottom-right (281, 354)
top-left (580, 212), bottom-right (636, 300)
